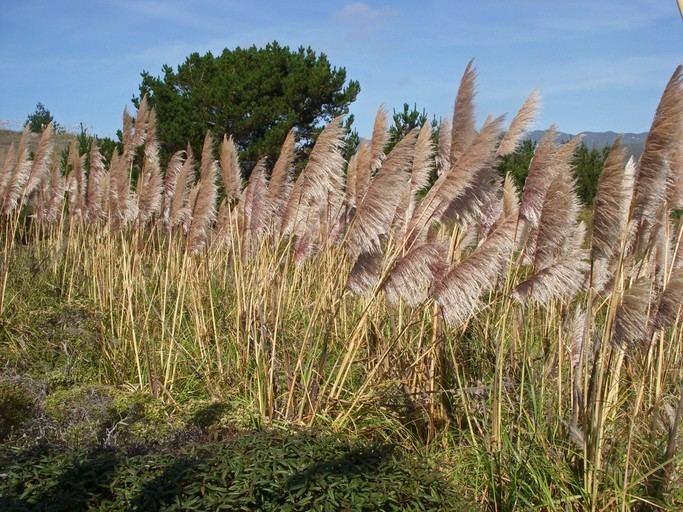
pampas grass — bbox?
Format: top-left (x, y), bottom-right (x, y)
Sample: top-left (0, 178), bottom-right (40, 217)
top-left (187, 132), bottom-right (218, 253)
top-left (432, 215), bottom-right (516, 326)
top-left (2, 61), bottom-right (683, 511)
top-left (496, 89), bottom-right (540, 157)
top-left (346, 128), bottom-right (417, 257)
top-left (450, 59), bottom-right (477, 163)
top-left (219, 134), bottom-right (242, 201)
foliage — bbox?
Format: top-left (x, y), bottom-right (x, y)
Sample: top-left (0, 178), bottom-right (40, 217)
top-left (136, 41), bottom-right (360, 171)
top-left (0, 378), bottom-right (39, 441)
top-left (498, 139), bottom-right (612, 205)
top-left (386, 103), bottom-right (438, 153)
top-left (573, 142), bottom-right (610, 205)
top-left (497, 138), bottom-right (535, 190)
top-left (24, 102), bottom-right (61, 134)
top-left (0, 430), bottom-right (460, 511)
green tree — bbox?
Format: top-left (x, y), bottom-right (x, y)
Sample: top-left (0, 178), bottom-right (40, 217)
top-left (386, 103), bottom-right (438, 152)
top-left (135, 41), bottom-right (360, 172)
top-left (498, 139), bottom-right (611, 207)
top-left (25, 102), bottom-right (61, 133)
top-left (59, 124), bottom-right (122, 172)
top-left (497, 138), bottom-right (535, 190)
top-left (573, 143), bottom-right (609, 206)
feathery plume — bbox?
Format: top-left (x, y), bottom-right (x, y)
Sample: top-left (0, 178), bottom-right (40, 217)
top-left (431, 215), bottom-right (517, 326)
top-left (184, 183), bottom-right (199, 235)
top-left (280, 117), bottom-right (346, 238)
top-left (131, 95), bottom-right (150, 148)
top-left (106, 149), bottom-right (121, 220)
top-left (344, 150), bottom-right (360, 210)
top-left (0, 143), bottom-right (17, 199)
top-left (438, 163), bottom-right (502, 227)
top-left (591, 139), bottom-right (629, 264)
top-left (113, 149), bottom-right (138, 227)
top-left (31, 160), bottom-right (61, 223)
top-left (66, 141), bottom-right (86, 216)
top-left (2, 127), bottom-right (31, 214)
top-left (219, 135), bottom-right (242, 201)
top-left (410, 115), bottom-right (504, 239)
top-left (121, 107), bottom-right (135, 165)
top-left (136, 158), bottom-right (162, 223)
top-left (631, 66), bottom-right (683, 249)
top-left (382, 243), bottom-right (446, 306)
top-left (435, 119), bottom-right (451, 175)
top-left (85, 142), bottom-right (105, 220)
top-left (169, 147), bottom-right (195, 231)
top-left (567, 307), bottom-right (587, 368)
top-left (496, 90), bottom-right (540, 157)
top-left (346, 128), bottom-right (417, 257)
top-left (450, 59), bottom-right (477, 163)
top-left (652, 269), bottom-right (683, 330)
top-left (368, 107), bottom-right (388, 177)
top-left (518, 126), bottom-right (558, 228)
top-left (532, 153), bottom-right (580, 270)
top-left (512, 249), bottom-right (590, 306)
top-left (187, 132), bottom-right (218, 253)
top-left (214, 200), bottom-right (236, 247)
top-left (25, 123), bottom-right (54, 197)
top-left (409, 122), bottom-right (434, 199)
top-left (136, 114), bottom-right (163, 223)
top-left (347, 250), bottom-right (384, 297)
top-left (241, 158), bottom-right (272, 236)
top-left (502, 174), bottom-right (519, 219)
top-left (666, 139), bottom-right (682, 210)
top-left (293, 224), bottom-right (319, 266)
top-left (353, 141), bottom-right (372, 205)
top-left (267, 129), bottom-right (296, 227)
top-left (611, 277), bottom-right (654, 349)
top-left (161, 150), bottom-right (185, 225)
top-left (394, 122), bottom-right (435, 237)
top-left (42, 162), bottom-right (66, 223)
top-left (674, 230), bottom-right (683, 271)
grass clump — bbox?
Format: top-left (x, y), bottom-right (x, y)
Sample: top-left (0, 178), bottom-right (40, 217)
top-left (0, 377), bottom-right (42, 441)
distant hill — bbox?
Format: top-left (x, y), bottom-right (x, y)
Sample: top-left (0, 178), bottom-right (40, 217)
top-left (527, 130), bottom-right (647, 157)
top-left (0, 128), bottom-right (75, 164)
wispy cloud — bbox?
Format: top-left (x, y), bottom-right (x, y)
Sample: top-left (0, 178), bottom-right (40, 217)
top-left (333, 2), bottom-right (396, 37)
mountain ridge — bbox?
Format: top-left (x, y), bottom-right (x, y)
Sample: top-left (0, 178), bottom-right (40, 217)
top-left (526, 130), bottom-right (647, 156)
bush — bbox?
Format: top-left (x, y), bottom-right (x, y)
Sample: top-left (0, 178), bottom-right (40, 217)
top-left (43, 385), bottom-right (184, 449)
top-left (0, 430), bottom-right (461, 511)
top-left (0, 378), bottom-right (39, 441)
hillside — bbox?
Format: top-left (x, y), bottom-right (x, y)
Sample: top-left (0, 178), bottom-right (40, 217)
top-left (0, 128), bottom-right (75, 163)
top-left (527, 129), bottom-right (647, 157)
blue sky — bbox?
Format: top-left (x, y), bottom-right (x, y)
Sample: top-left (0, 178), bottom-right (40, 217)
top-left (0, 0), bottom-right (681, 138)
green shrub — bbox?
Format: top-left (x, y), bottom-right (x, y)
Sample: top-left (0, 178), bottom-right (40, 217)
top-left (0, 430), bottom-right (461, 511)
top-left (42, 385), bottom-right (183, 449)
top-left (0, 380), bottom-right (37, 441)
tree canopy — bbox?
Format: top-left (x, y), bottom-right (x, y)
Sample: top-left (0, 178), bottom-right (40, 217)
top-left (25, 102), bottom-right (60, 133)
top-left (135, 41), bottom-right (360, 171)
top-left (386, 103), bottom-right (438, 152)
top-left (497, 139), bottom-right (611, 206)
